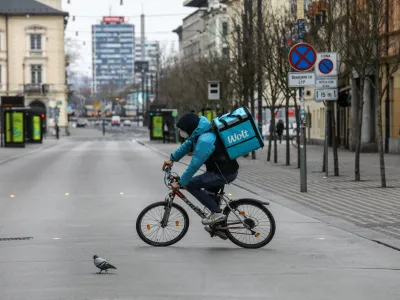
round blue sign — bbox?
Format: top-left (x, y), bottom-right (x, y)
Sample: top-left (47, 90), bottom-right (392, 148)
top-left (318, 59), bottom-right (334, 74)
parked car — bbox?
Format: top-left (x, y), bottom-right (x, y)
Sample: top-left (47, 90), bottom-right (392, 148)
top-left (123, 120), bottom-right (132, 126)
top-left (77, 118), bottom-right (89, 128)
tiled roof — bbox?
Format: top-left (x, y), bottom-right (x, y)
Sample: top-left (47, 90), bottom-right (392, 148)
top-left (0, 0), bottom-right (68, 16)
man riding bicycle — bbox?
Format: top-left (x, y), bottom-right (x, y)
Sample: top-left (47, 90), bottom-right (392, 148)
top-left (162, 112), bottom-right (239, 230)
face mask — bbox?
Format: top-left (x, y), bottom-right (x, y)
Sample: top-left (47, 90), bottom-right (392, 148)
top-left (180, 130), bottom-right (189, 139)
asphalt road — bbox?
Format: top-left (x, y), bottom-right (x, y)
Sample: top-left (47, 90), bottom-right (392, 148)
top-left (0, 128), bottom-right (399, 300)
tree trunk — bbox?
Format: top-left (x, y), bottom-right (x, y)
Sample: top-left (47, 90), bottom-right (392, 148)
top-left (375, 78), bottom-right (387, 187)
top-left (295, 105), bottom-right (300, 169)
top-left (355, 79), bottom-right (365, 181)
top-left (330, 101), bottom-right (339, 176)
top-left (285, 97), bottom-right (290, 165)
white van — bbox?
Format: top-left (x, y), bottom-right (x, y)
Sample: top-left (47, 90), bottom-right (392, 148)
top-left (111, 116), bottom-right (121, 126)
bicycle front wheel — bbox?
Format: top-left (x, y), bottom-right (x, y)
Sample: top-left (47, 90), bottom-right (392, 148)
top-left (223, 199), bottom-right (276, 249)
top-left (136, 201), bottom-right (189, 247)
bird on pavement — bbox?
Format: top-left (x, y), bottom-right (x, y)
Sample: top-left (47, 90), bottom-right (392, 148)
top-left (93, 255), bottom-right (117, 274)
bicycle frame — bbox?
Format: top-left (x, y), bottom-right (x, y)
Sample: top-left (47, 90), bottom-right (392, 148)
top-left (161, 167), bottom-right (256, 233)
top-left (162, 188), bottom-right (255, 233)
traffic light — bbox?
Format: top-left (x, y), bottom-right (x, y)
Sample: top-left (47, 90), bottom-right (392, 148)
top-left (41, 114), bottom-right (45, 118)
top-left (115, 97), bottom-right (119, 102)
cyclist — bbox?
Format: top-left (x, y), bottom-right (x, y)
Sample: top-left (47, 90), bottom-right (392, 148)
top-left (162, 112), bottom-right (239, 232)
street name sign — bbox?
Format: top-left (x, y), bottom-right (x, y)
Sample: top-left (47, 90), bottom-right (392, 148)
top-left (316, 76), bottom-right (338, 88)
top-left (315, 88), bottom-right (338, 101)
top-left (288, 72), bottom-right (316, 87)
top-left (316, 52), bottom-right (338, 76)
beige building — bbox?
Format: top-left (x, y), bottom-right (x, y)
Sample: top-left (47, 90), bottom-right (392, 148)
top-left (0, 0), bottom-right (69, 133)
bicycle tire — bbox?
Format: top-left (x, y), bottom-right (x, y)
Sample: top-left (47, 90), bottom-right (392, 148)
top-left (136, 201), bottom-right (190, 247)
top-left (222, 199), bottom-right (276, 249)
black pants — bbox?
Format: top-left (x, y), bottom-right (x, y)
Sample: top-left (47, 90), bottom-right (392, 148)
top-left (163, 131), bottom-right (169, 143)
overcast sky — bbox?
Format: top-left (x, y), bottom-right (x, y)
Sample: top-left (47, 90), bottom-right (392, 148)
top-left (62, 0), bottom-right (195, 77)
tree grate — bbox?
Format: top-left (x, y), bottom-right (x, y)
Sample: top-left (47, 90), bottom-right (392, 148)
top-left (0, 237), bottom-right (33, 241)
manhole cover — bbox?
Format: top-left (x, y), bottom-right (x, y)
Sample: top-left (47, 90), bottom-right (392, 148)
top-left (0, 237), bottom-right (33, 241)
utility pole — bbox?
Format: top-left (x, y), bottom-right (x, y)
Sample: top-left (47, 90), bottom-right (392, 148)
top-left (101, 98), bottom-right (105, 136)
top-left (145, 74), bottom-right (149, 112)
top-left (256, 0), bottom-right (263, 137)
top-left (141, 70), bottom-right (145, 126)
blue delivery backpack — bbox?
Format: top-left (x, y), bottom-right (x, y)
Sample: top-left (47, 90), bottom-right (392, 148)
top-left (212, 107), bottom-right (264, 160)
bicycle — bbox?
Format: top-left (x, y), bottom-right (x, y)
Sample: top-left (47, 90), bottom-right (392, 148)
top-left (136, 166), bottom-right (276, 249)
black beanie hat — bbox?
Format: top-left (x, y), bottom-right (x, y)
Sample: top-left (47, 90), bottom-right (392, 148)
top-left (176, 112), bottom-right (200, 135)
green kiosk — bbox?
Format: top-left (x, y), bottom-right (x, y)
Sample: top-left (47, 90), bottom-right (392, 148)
top-left (2, 96), bottom-right (26, 148)
top-left (148, 106), bottom-right (179, 143)
top-left (1, 96), bottom-right (44, 148)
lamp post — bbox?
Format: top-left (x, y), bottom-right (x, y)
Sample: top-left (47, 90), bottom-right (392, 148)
top-left (141, 69), bottom-right (145, 124)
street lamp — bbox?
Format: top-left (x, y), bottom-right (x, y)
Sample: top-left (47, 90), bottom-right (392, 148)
top-left (141, 69), bottom-right (145, 125)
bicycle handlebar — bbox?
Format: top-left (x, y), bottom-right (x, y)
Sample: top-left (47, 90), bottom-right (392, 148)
top-left (163, 165), bottom-right (181, 190)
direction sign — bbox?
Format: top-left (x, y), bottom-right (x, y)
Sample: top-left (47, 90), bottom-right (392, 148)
top-left (316, 76), bottom-right (338, 88)
top-left (288, 43), bottom-right (317, 72)
top-left (315, 88), bottom-right (338, 101)
top-left (316, 52), bottom-right (338, 76)
top-left (288, 72), bottom-right (316, 87)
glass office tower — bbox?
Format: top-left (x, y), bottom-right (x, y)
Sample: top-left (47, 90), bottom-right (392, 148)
top-left (92, 16), bottom-right (135, 94)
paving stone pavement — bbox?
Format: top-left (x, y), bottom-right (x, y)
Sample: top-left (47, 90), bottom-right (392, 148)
top-left (140, 139), bottom-right (400, 241)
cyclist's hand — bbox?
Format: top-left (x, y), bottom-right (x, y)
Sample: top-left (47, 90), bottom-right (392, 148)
top-left (162, 158), bottom-right (173, 171)
top-left (171, 181), bottom-right (180, 190)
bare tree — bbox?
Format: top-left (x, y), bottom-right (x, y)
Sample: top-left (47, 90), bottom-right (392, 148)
top-left (336, 0), bottom-right (400, 185)
top-left (266, 6), bottom-right (297, 165)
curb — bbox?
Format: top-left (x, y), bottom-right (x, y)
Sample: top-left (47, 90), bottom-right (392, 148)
top-left (0, 142), bottom-right (59, 166)
top-left (135, 139), bottom-right (400, 252)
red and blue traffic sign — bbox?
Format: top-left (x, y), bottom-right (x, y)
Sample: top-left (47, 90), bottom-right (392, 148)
top-left (288, 43), bottom-right (317, 72)
top-left (318, 58), bottom-right (334, 74)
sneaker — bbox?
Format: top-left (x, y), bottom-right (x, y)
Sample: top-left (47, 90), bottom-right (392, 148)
top-left (202, 212), bottom-right (226, 225)
top-left (204, 226), bottom-right (228, 240)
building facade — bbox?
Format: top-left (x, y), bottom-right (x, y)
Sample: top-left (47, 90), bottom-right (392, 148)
top-left (134, 38), bottom-right (160, 83)
top-left (0, 0), bottom-right (69, 132)
top-left (92, 16), bottom-right (135, 95)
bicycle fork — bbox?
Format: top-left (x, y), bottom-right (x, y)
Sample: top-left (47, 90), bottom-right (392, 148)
top-left (160, 192), bottom-right (175, 228)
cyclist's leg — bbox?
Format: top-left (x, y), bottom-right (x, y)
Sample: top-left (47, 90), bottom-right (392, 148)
top-left (185, 172), bottom-right (226, 213)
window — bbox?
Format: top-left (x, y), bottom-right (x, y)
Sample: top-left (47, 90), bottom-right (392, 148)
top-left (31, 65), bottom-right (42, 84)
top-left (222, 22), bottom-right (228, 37)
top-left (0, 65), bottom-right (2, 84)
top-left (222, 47), bottom-right (229, 58)
top-left (30, 34), bottom-right (42, 50)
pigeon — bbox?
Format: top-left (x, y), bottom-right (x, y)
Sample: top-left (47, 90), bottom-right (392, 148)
top-left (93, 255), bottom-right (117, 274)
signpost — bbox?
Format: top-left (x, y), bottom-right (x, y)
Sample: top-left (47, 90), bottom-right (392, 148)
top-left (288, 42), bottom-right (317, 193)
top-left (315, 89), bottom-right (339, 102)
top-left (315, 52), bottom-right (339, 177)
top-left (288, 72), bottom-right (316, 87)
top-left (316, 76), bottom-right (338, 88)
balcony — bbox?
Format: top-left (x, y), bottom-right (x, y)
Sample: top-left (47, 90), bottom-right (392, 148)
top-left (29, 50), bottom-right (43, 57)
top-left (23, 84), bottom-right (50, 94)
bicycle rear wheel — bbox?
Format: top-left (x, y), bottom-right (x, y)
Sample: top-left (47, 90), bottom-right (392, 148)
top-left (222, 199), bottom-right (276, 249)
top-left (136, 201), bottom-right (189, 247)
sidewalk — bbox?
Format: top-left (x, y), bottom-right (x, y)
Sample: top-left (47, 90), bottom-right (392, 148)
top-left (0, 138), bottom-right (60, 165)
top-left (139, 138), bottom-right (400, 248)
